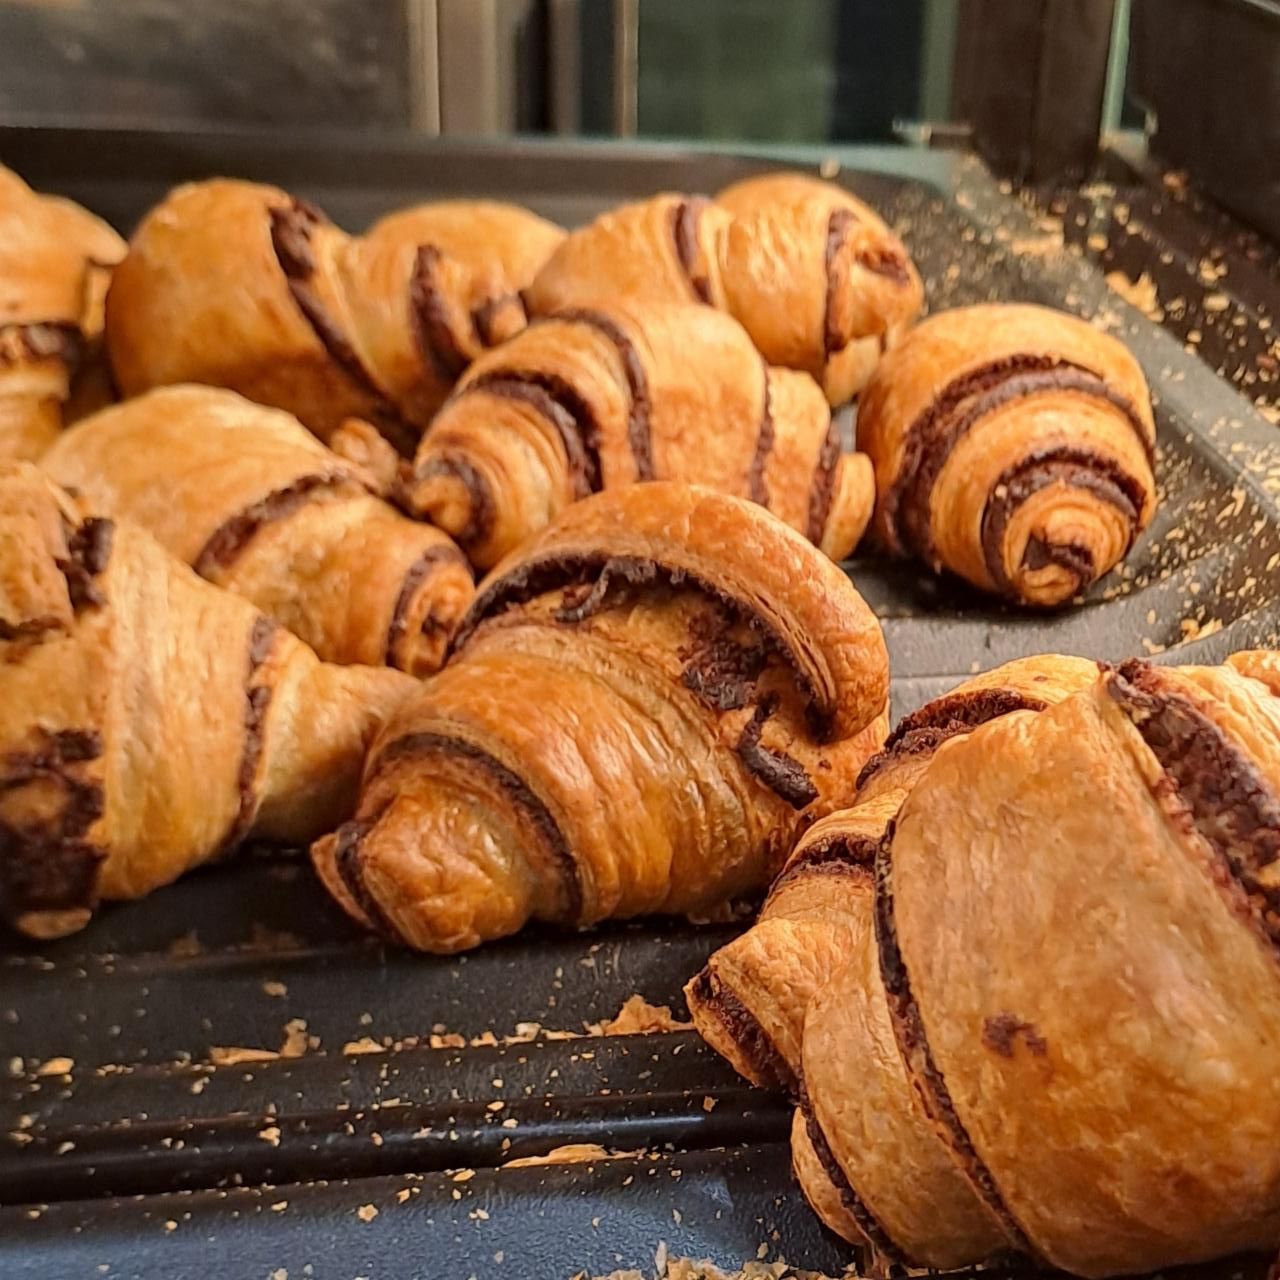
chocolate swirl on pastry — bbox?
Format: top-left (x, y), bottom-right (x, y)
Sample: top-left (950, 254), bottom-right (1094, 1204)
top-left (311, 484), bottom-right (890, 954)
top-left (105, 180), bottom-right (565, 453)
top-left (523, 174), bottom-right (924, 407)
top-left (43, 386), bottom-right (474, 675)
top-left (0, 164), bottom-right (125, 461)
top-left (692, 652), bottom-right (1280, 1276)
top-left (858, 303), bottom-right (1157, 607)
top-left (407, 300), bottom-right (875, 571)
top-left (0, 463), bottom-right (415, 939)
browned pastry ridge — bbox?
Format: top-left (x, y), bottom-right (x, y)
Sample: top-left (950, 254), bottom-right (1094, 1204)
top-left (0, 164), bottom-right (126, 461)
top-left (104, 180), bottom-right (565, 453)
top-left (0, 463), bottom-right (416, 939)
top-left (857, 302), bottom-right (1157, 606)
top-left (693, 651), bottom-right (1280, 1277)
top-left (311, 483), bottom-right (890, 954)
top-left (522, 173), bottom-right (924, 406)
top-left (404, 299), bottom-right (876, 571)
top-left (42, 385), bottom-right (475, 674)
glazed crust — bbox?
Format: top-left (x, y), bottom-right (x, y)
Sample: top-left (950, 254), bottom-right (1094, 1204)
top-left (0, 463), bottom-right (415, 939)
top-left (0, 164), bottom-right (125, 461)
top-left (311, 483), bottom-right (889, 953)
top-left (406, 299), bottom-right (874, 570)
top-left (881, 658), bottom-right (1280, 1275)
top-left (105, 180), bottom-right (564, 451)
top-left (857, 303), bottom-right (1157, 606)
top-left (43, 385), bottom-right (474, 675)
top-left (522, 175), bottom-right (923, 406)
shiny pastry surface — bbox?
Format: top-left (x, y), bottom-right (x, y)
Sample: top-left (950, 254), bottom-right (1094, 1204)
top-left (105, 179), bottom-right (564, 451)
top-left (0, 462), bottom-right (415, 939)
top-left (42, 385), bottom-right (474, 674)
top-left (312, 483), bottom-right (890, 953)
top-left (407, 299), bottom-right (874, 570)
top-left (0, 164), bottom-right (125, 461)
top-left (522, 175), bottom-right (923, 406)
top-left (857, 302), bottom-right (1157, 606)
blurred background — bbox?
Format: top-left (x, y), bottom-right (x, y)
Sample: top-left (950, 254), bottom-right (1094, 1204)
top-left (0, 0), bottom-right (1274, 236)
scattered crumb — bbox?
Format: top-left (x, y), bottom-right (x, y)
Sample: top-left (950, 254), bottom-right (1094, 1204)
top-left (452, 1168), bottom-right (475, 1182)
top-left (589, 995), bottom-right (693, 1037)
top-left (503, 1143), bottom-right (642, 1168)
top-left (702, 1096), bottom-right (717, 1113)
top-left (36, 1056), bottom-right (74, 1077)
top-left (166, 931), bottom-right (202, 958)
top-left (1105, 270), bottom-right (1163, 322)
top-left (342, 1037), bottom-right (384, 1056)
top-left (356, 1204), bottom-right (378, 1223)
top-left (258, 1125), bottom-right (281, 1146)
top-left (261, 981), bottom-right (287, 998)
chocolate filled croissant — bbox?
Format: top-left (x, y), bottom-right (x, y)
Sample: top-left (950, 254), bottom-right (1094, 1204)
top-left (0, 463), bottom-right (416, 939)
top-left (1, 164), bottom-right (125, 461)
top-left (522, 174), bottom-right (923, 406)
top-left (405, 300), bottom-right (875, 570)
top-left (42, 385), bottom-right (474, 674)
top-left (312, 483), bottom-right (890, 953)
top-left (685, 654), bottom-right (1099, 1101)
top-left (722, 654), bottom-right (1280, 1277)
top-left (105, 180), bottom-right (564, 452)
top-left (858, 303), bottom-right (1157, 606)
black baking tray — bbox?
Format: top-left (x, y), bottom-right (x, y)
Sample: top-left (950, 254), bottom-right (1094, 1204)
top-left (1, 126), bottom-right (1278, 1280)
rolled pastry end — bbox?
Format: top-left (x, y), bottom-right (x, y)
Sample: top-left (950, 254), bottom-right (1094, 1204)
top-left (818, 450), bottom-right (876, 561)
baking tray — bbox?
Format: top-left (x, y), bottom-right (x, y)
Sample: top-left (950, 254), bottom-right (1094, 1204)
top-left (1, 126), bottom-right (1278, 1280)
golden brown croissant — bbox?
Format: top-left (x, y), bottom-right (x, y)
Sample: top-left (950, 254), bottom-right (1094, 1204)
top-left (686, 653), bottom-right (1100, 1100)
top-left (404, 299), bottom-right (875, 570)
top-left (42, 385), bottom-right (474, 674)
top-left (522, 174), bottom-right (923, 405)
top-left (104, 180), bottom-right (564, 452)
top-left (312, 483), bottom-right (890, 953)
top-left (858, 303), bottom-right (1157, 606)
top-left (0, 462), bottom-right (415, 939)
top-left (0, 164), bottom-right (125, 461)
top-left (716, 653), bottom-right (1280, 1277)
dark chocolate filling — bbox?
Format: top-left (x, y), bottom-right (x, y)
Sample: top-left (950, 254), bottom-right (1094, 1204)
top-left (856, 688), bottom-right (1049, 792)
top-left (268, 200), bottom-right (419, 457)
top-left (736, 697), bottom-right (819, 810)
top-left (384, 543), bottom-right (470, 668)
top-left (671, 196), bottom-right (715, 305)
top-left (56, 516), bottom-right (114, 612)
top-left (465, 369), bottom-right (602, 496)
top-left (554, 308), bottom-right (655, 482)
top-left (746, 358), bottom-right (774, 508)
top-left (678, 609), bottom-right (769, 713)
top-left (764, 832), bottom-right (877, 902)
top-left (450, 553), bottom-right (832, 739)
top-left (823, 207), bottom-right (861, 360)
top-left (220, 618), bottom-right (280, 853)
top-left (686, 967), bottom-right (795, 1094)
top-left (981, 1013), bottom-right (1048, 1059)
top-left (806, 419), bottom-right (843, 548)
top-left (372, 731), bottom-right (584, 923)
top-left (193, 473), bottom-right (352, 577)
top-left (0, 729), bottom-right (106, 925)
top-left (883, 358), bottom-right (1152, 561)
top-left (410, 244), bottom-right (471, 384)
top-left (415, 455), bottom-right (497, 550)
top-left (798, 1089), bottom-right (905, 1263)
top-left (874, 829), bottom-right (1033, 1254)
top-left (1106, 660), bottom-right (1280, 953)
top-left (330, 817), bottom-right (401, 941)
top-left (471, 291), bottom-right (524, 349)
top-left (980, 445), bottom-right (1147, 597)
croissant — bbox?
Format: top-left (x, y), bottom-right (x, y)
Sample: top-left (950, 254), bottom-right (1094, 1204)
top-left (0, 462), bottom-right (416, 939)
top-left (522, 173), bottom-right (924, 405)
top-left (311, 483), bottom-right (890, 953)
top-left (0, 164), bottom-right (125, 461)
top-left (104, 180), bottom-right (565, 452)
top-left (404, 299), bottom-right (875, 570)
top-left (857, 303), bottom-right (1157, 606)
top-left (720, 653), bottom-right (1280, 1277)
top-left (685, 653), bottom-right (1100, 1099)
top-left (42, 385), bottom-right (474, 674)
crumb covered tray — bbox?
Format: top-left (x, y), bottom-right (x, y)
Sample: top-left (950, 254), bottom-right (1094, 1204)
top-left (1, 126), bottom-right (1277, 1280)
